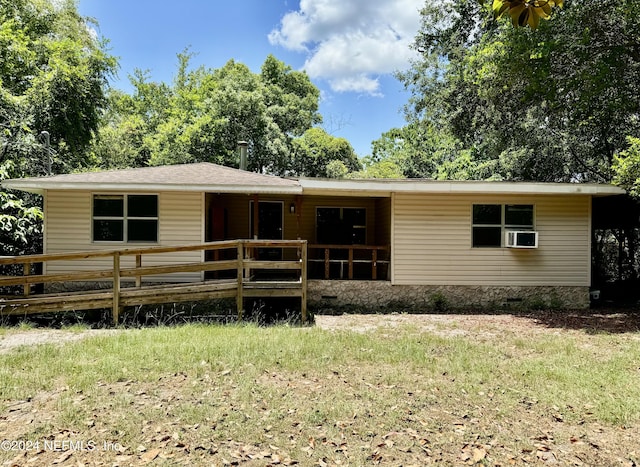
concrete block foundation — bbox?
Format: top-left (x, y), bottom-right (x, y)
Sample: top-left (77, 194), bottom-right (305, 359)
top-left (308, 281), bottom-right (589, 313)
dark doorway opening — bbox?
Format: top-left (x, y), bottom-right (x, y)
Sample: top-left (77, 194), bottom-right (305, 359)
top-left (250, 201), bottom-right (284, 261)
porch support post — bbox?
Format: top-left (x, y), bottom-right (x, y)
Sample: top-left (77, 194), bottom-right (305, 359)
top-left (135, 254), bottom-right (142, 288)
top-left (23, 262), bottom-right (31, 297)
top-left (112, 252), bottom-right (121, 325)
top-left (348, 248), bottom-right (353, 280)
top-left (236, 242), bottom-right (244, 320)
top-left (252, 194), bottom-right (259, 239)
top-left (301, 241), bottom-right (307, 324)
top-left (295, 195), bottom-right (303, 239)
top-left (324, 248), bottom-right (330, 279)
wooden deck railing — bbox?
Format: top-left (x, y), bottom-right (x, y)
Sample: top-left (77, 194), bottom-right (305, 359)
top-left (0, 240), bottom-right (308, 324)
top-left (308, 245), bottom-right (389, 280)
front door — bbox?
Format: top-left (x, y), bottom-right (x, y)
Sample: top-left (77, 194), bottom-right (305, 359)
top-left (250, 201), bottom-right (283, 260)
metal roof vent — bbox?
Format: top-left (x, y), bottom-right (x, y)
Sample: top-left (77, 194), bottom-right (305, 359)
top-left (238, 141), bottom-right (248, 171)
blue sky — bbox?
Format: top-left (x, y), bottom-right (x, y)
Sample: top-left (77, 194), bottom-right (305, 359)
top-left (78, 0), bottom-right (423, 157)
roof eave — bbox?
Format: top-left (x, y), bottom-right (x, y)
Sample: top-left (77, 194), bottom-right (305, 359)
top-left (298, 179), bottom-right (626, 196)
top-left (2, 178), bottom-right (626, 197)
top-left (1, 181), bottom-right (303, 195)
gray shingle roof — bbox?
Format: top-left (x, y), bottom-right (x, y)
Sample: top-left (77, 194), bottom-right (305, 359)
top-left (43, 163), bottom-right (298, 186)
top-left (2, 163), bottom-right (301, 194)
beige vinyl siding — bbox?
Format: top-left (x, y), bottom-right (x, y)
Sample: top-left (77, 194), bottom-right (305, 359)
top-left (392, 193), bottom-right (590, 286)
top-left (45, 190), bottom-right (203, 282)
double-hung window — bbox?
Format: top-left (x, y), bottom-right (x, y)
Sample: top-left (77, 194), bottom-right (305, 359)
top-left (472, 204), bottom-right (534, 248)
top-left (93, 194), bottom-right (158, 243)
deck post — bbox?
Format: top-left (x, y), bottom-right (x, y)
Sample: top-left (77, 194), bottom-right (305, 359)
top-left (23, 262), bottom-right (31, 297)
top-left (324, 248), bottom-right (330, 279)
top-left (372, 249), bottom-right (378, 280)
top-left (348, 248), bottom-right (353, 280)
top-left (112, 252), bottom-right (121, 325)
top-left (135, 254), bottom-right (142, 288)
top-left (236, 242), bottom-right (244, 320)
top-left (301, 242), bottom-right (308, 324)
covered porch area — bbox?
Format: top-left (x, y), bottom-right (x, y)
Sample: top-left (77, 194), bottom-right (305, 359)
top-left (204, 192), bottom-right (391, 281)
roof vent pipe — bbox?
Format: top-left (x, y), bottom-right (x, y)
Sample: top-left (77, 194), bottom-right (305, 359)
top-left (238, 141), bottom-right (248, 171)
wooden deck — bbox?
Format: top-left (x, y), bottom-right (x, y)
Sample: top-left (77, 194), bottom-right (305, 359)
top-left (0, 240), bottom-right (308, 324)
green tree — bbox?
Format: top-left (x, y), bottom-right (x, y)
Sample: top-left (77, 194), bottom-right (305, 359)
top-left (93, 53), bottom-right (322, 175)
top-left (90, 73), bottom-right (171, 169)
top-left (0, 0), bottom-right (116, 174)
top-left (398, 0), bottom-right (640, 183)
top-left (291, 128), bottom-right (361, 177)
top-left (349, 159), bottom-right (405, 179)
top-left (326, 160), bottom-right (349, 178)
top-left (365, 124), bottom-right (472, 179)
top-left (613, 137), bottom-right (640, 198)
top-left (0, 0), bottom-right (115, 257)
top-left (0, 162), bottom-right (42, 258)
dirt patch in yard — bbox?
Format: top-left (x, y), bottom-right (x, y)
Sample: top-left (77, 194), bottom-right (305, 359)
top-left (315, 310), bottom-right (640, 336)
top-left (0, 329), bottom-right (116, 354)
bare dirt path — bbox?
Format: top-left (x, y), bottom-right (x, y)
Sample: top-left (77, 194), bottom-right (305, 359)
top-left (0, 329), bottom-right (117, 354)
top-left (314, 310), bottom-right (640, 336)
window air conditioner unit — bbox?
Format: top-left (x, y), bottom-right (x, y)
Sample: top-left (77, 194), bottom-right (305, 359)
top-left (506, 230), bottom-right (538, 248)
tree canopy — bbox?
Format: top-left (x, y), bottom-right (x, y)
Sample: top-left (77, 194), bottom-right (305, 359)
top-left (290, 127), bottom-right (360, 178)
top-left (1, 0), bottom-right (115, 256)
top-left (392, 0), bottom-right (640, 184)
top-left (1, 0), bottom-right (116, 177)
top-left (91, 53), bottom-right (324, 175)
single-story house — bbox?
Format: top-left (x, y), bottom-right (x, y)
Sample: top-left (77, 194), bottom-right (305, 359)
top-left (1, 162), bottom-right (625, 310)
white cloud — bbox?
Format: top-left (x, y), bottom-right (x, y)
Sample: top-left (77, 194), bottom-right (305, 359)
top-left (269, 0), bottom-right (422, 95)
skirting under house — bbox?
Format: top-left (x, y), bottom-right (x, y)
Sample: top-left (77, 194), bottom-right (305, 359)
top-left (308, 281), bottom-right (590, 312)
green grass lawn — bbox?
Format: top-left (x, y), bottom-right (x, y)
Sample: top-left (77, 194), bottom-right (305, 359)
top-left (1, 319), bottom-right (639, 465)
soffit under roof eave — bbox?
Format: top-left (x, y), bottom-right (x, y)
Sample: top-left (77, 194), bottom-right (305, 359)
top-left (300, 187), bottom-right (392, 197)
top-left (298, 180), bottom-right (626, 196)
top-left (0, 185), bottom-right (44, 195)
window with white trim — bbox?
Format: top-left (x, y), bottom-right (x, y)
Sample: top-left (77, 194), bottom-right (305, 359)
top-left (472, 204), bottom-right (534, 248)
top-left (316, 207), bottom-right (366, 244)
top-left (92, 194), bottom-right (158, 242)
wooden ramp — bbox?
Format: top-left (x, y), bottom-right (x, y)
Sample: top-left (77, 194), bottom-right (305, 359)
top-left (0, 240), bottom-right (308, 324)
